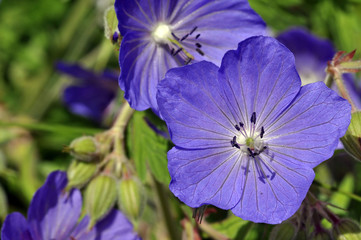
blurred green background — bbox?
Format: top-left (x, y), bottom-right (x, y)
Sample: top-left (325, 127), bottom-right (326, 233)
top-left (1, 0), bottom-right (361, 239)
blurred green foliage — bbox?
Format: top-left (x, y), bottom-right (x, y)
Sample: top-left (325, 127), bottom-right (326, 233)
top-left (1, 0), bottom-right (361, 239)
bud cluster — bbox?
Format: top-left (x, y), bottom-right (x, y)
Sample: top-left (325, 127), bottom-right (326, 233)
top-left (270, 194), bottom-right (361, 240)
top-left (64, 131), bottom-right (145, 228)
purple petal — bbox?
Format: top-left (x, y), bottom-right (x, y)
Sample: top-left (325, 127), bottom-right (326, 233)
top-left (171, 0), bottom-right (266, 65)
top-left (276, 28), bottom-right (334, 85)
top-left (230, 156), bottom-right (315, 224)
top-left (56, 62), bottom-right (97, 81)
top-left (1, 212), bottom-right (32, 240)
top-left (70, 215), bottom-right (96, 240)
top-left (158, 36), bottom-right (351, 224)
top-left (63, 85), bottom-right (115, 121)
top-left (119, 31), bottom-right (179, 112)
top-left (115, 0), bottom-right (154, 35)
top-left (266, 82), bottom-right (351, 168)
top-left (115, 0), bottom-right (266, 112)
top-left (157, 61), bottom-right (236, 149)
top-left (27, 171), bottom-right (82, 240)
top-left (218, 36), bottom-right (302, 131)
top-left (168, 147), bottom-right (246, 209)
top-left (95, 209), bottom-right (139, 240)
top-left (277, 28), bottom-right (334, 64)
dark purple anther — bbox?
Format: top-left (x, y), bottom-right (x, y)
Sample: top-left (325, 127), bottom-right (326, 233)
top-left (260, 126), bottom-right (265, 138)
top-left (251, 112), bottom-right (256, 124)
top-left (196, 48), bottom-right (204, 56)
top-left (190, 26), bottom-right (198, 35)
top-left (172, 32), bottom-right (180, 41)
top-left (181, 34), bottom-right (189, 41)
top-left (247, 148), bottom-right (254, 157)
top-left (173, 48), bottom-right (183, 56)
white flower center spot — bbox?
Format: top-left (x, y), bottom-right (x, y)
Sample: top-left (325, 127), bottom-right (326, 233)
top-left (152, 24), bottom-right (171, 44)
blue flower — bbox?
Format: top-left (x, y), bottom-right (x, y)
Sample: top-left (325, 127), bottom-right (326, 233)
top-left (276, 28), bottom-right (334, 86)
top-left (277, 28), bottom-right (361, 109)
top-left (57, 62), bottom-right (119, 122)
top-left (1, 171), bottom-right (140, 240)
top-left (157, 36), bottom-right (351, 224)
top-left (114, 0), bottom-right (266, 114)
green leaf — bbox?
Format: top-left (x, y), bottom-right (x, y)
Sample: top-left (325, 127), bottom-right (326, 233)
top-left (210, 213), bottom-right (251, 239)
top-left (126, 111), bottom-right (170, 184)
top-left (104, 6), bottom-right (119, 40)
top-left (329, 173), bottom-right (354, 214)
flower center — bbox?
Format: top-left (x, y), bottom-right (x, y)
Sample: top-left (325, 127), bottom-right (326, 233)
top-left (152, 23), bottom-right (172, 44)
top-left (151, 24), bottom-right (204, 65)
top-left (230, 112), bottom-right (267, 157)
top-left (245, 137), bottom-right (254, 148)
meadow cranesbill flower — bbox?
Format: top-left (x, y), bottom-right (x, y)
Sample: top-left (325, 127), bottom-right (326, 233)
top-left (114, 0), bottom-right (266, 114)
top-left (157, 36), bottom-right (351, 224)
top-left (1, 171), bottom-right (140, 240)
top-left (276, 28), bottom-right (334, 86)
top-left (277, 28), bottom-right (361, 109)
top-left (57, 62), bottom-right (119, 122)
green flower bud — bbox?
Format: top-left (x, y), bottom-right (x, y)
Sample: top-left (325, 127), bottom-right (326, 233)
top-left (341, 111), bottom-right (361, 162)
top-left (294, 230), bottom-right (308, 240)
top-left (333, 218), bottom-right (361, 240)
top-left (117, 176), bottom-right (145, 220)
top-left (270, 222), bottom-right (297, 240)
top-left (68, 136), bottom-right (99, 162)
top-left (313, 230), bottom-right (333, 240)
top-left (66, 160), bottom-right (98, 190)
top-left (84, 174), bottom-right (117, 227)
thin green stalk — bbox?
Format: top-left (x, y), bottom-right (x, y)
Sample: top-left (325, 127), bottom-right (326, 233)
top-left (111, 101), bottom-right (135, 156)
top-left (154, 178), bottom-right (181, 240)
top-left (198, 222), bottom-right (229, 240)
top-left (314, 179), bottom-right (361, 202)
top-left (334, 73), bottom-right (357, 112)
top-left (324, 73), bottom-right (333, 88)
top-left (0, 120), bottom-right (101, 135)
top-left (93, 39), bottom-right (116, 71)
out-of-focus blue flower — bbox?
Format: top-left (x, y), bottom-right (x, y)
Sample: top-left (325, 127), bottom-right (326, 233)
top-left (276, 28), bottom-right (334, 85)
top-left (157, 36), bottom-right (351, 224)
top-left (277, 28), bottom-right (361, 109)
top-left (1, 171), bottom-right (140, 240)
top-left (57, 62), bottom-right (119, 122)
top-left (114, 0), bottom-right (266, 114)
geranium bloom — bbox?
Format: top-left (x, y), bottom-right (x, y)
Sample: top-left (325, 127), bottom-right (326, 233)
top-left (276, 28), bottom-right (334, 85)
top-left (157, 36), bottom-right (351, 224)
top-left (57, 62), bottom-right (119, 122)
top-left (1, 171), bottom-right (140, 240)
top-left (114, 0), bottom-right (266, 114)
top-left (277, 28), bottom-right (361, 109)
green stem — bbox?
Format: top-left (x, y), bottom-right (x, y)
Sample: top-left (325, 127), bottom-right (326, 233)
top-left (154, 178), bottom-right (181, 240)
top-left (314, 179), bottom-right (361, 202)
top-left (0, 120), bottom-right (101, 135)
top-left (324, 73), bottom-right (333, 88)
top-left (111, 101), bottom-right (135, 156)
top-left (197, 222), bottom-right (229, 240)
top-left (334, 73), bottom-right (357, 112)
top-left (93, 39), bottom-right (116, 71)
